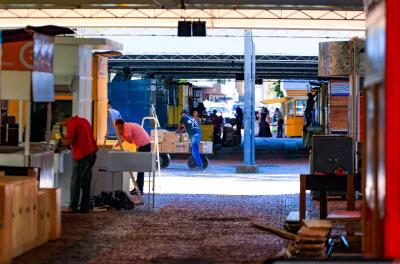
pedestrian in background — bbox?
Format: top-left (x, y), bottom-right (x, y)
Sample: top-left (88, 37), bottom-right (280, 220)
top-left (212, 110), bottom-right (223, 143)
top-left (107, 101), bottom-right (122, 139)
top-left (259, 109), bottom-right (272, 137)
top-left (254, 111), bottom-right (260, 136)
top-left (192, 110), bottom-right (202, 125)
top-left (275, 108), bottom-right (284, 138)
top-left (235, 107), bottom-right (243, 135)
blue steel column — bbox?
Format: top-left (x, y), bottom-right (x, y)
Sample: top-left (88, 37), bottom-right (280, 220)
top-left (243, 30), bottom-right (256, 166)
top-left (251, 41), bottom-right (256, 164)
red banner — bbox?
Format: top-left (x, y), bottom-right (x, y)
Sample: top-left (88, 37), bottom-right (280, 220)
top-left (384, 0), bottom-right (400, 258)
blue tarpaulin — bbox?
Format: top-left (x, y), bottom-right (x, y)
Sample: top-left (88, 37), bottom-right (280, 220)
top-left (108, 79), bottom-right (153, 132)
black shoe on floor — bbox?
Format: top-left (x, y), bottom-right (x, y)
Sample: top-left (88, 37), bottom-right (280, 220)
top-left (78, 208), bottom-right (90, 213)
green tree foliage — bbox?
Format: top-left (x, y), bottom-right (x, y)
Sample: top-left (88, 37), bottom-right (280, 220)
top-left (272, 81), bottom-right (284, 98)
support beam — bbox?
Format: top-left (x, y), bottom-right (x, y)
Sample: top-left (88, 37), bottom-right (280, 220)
top-left (0, 8), bottom-right (365, 31)
top-left (237, 30), bottom-right (257, 173)
top-left (0, 1), bottom-right (364, 10)
top-left (108, 54), bottom-right (319, 80)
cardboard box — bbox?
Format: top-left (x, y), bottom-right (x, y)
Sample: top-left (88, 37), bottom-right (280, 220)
top-left (179, 133), bottom-right (190, 142)
top-left (151, 129), bottom-right (167, 143)
top-left (200, 141), bottom-right (213, 154)
top-left (160, 142), bottom-right (176, 153)
top-left (151, 142), bottom-right (162, 152)
top-left (175, 142), bottom-right (190, 153)
top-left (164, 132), bottom-right (179, 143)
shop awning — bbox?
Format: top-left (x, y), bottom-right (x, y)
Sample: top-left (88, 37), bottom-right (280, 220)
top-left (261, 97), bottom-right (290, 104)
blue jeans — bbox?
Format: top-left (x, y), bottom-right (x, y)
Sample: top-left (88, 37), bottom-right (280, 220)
top-left (190, 133), bottom-right (203, 168)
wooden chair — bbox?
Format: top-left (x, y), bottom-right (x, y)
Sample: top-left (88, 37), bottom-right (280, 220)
top-left (300, 173), bottom-right (356, 220)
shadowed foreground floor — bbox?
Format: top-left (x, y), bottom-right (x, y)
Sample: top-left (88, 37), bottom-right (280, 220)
top-left (14, 193), bottom-right (309, 264)
top-left (13, 158), bottom-right (332, 264)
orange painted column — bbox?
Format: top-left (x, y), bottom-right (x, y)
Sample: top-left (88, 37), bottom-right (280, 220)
top-left (92, 55), bottom-right (108, 145)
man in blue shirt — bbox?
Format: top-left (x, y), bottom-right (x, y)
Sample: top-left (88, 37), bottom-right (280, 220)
top-left (177, 109), bottom-right (203, 169)
top-left (107, 101), bottom-right (122, 139)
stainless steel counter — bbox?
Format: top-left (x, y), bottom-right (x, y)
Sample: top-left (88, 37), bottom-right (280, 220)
top-left (0, 145), bottom-right (54, 188)
top-left (54, 150), bottom-right (73, 206)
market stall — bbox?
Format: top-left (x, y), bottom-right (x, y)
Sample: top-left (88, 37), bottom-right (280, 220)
top-left (0, 26), bottom-right (73, 188)
top-left (51, 36), bottom-right (123, 206)
top-left (261, 97), bottom-right (305, 137)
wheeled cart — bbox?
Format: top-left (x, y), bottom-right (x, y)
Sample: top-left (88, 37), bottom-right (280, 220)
top-left (157, 145), bottom-right (212, 169)
top-left (151, 130), bottom-right (213, 169)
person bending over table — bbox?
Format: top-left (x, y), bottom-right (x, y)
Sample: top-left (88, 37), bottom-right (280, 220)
top-left (61, 115), bottom-right (97, 213)
top-left (114, 118), bottom-right (151, 195)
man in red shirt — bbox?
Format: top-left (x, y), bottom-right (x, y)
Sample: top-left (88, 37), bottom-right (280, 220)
top-left (115, 118), bottom-right (151, 195)
top-left (62, 115), bottom-right (97, 213)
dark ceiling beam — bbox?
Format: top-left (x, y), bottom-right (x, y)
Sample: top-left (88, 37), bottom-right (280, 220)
top-left (131, 74), bottom-right (318, 80)
top-left (109, 53), bottom-right (318, 79)
top-left (108, 63), bottom-right (317, 68)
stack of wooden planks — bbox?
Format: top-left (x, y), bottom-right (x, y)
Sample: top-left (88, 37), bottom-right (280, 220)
top-left (284, 211), bottom-right (306, 233)
top-left (294, 220), bottom-right (332, 258)
top-left (0, 175), bottom-right (61, 263)
top-left (252, 219), bottom-right (333, 259)
top-left (330, 96), bottom-right (349, 131)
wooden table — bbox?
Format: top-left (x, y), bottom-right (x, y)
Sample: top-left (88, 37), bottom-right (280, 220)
top-left (300, 173), bottom-right (356, 220)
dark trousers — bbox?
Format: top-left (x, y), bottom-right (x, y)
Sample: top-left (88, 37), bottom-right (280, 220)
top-left (277, 119), bottom-right (284, 138)
top-left (236, 120), bottom-right (243, 135)
top-left (70, 151), bottom-right (97, 212)
top-left (137, 143), bottom-right (151, 192)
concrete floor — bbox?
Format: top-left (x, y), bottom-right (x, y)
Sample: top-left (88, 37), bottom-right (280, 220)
top-left (13, 156), bottom-right (317, 264)
top-left (157, 159), bottom-right (309, 195)
top-left (13, 153), bottom-right (361, 264)
top-left (13, 138), bottom-right (320, 264)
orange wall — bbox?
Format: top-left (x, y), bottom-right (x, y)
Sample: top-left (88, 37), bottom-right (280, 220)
top-left (7, 100), bottom-right (27, 125)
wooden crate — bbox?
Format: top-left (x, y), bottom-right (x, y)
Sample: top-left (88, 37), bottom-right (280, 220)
top-left (330, 96), bottom-right (349, 130)
top-left (0, 183), bottom-right (13, 264)
top-left (35, 190), bottom-right (50, 246)
top-left (0, 177), bottom-right (38, 259)
top-left (0, 177), bottom-right (61, 264)
top-left (41, 188), bottom-right (62, 240)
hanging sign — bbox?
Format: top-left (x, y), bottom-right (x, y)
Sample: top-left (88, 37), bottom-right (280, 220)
top-left (331, 81), bottom-right (350, 96)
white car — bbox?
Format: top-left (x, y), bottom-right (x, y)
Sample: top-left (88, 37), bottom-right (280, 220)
top-left (208, 106), bottom-right (235, 120)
